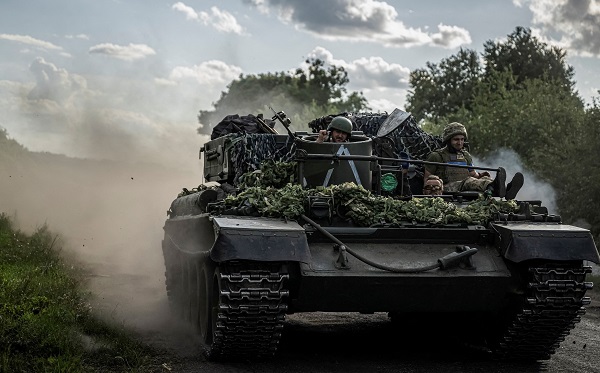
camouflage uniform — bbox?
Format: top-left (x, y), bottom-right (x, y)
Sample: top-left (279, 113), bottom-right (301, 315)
top-left (425, 146), bottom-right (493, 193)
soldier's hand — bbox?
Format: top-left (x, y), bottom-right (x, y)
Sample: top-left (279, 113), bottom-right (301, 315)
top-left (317, 130), bottom-right (328, 143)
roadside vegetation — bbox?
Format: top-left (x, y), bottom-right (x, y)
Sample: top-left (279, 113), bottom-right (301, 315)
top-left (0, 213), bottom-right (164, 373)
top-left (590, 274), bottom-right (600, 292)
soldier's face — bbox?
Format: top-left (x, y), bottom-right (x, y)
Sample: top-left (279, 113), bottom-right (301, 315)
top-left (450, 135), bottom-right (465, 151)
top-left (423, 183), bottom-right (443, 195)
top-left (331, 129), bottom-right (349, 143)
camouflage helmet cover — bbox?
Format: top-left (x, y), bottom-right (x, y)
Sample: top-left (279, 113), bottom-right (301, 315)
top-left (327, 116), bottom-right (353, 135)
top-left (442, 122), bottom-right (468, 143)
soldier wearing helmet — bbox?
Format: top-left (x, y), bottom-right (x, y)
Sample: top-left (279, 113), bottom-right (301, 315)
top-left (316, 116), bottom-right (353, 143)
top-left (423, 122), bottom-right (524, 199)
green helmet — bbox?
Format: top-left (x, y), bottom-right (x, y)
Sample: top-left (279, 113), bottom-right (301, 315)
top-left (442, 122), bottom-right (467, 143)
top-left (327, 116), bottom-right (353, 135)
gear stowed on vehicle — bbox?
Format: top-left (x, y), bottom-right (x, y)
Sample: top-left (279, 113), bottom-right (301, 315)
top-left (162, 108), bottom-right (600, 362)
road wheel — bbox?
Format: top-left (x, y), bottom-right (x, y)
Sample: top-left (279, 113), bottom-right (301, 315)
top-left (197, 260), bottom-right (214, 344)
top-left (188, 261), bottom-right (200, 331)
top-left (180, 256), bottom-right (191, 322)
top-left (162, 238), bottom-right (184, 317)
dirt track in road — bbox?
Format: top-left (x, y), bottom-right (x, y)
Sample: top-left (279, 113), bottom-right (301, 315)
top-left (91, 270), bottom-right (600, 373)
top-left (134, 306), bottom-right (600, 373)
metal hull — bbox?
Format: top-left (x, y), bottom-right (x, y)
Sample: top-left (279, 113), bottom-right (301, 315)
top-left (290, 240), bottom-right (511, 312)
top-left (162, 213), bottom-right (597, 361)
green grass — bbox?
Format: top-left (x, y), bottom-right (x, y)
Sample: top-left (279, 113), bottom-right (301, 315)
top-left (589, 274), bottom-right (600, 293)
top-left (0, 214), bottom-right (165, 373)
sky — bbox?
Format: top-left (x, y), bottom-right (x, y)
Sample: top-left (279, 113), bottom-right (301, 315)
top-left (1, 0), bottom-right (599, 170)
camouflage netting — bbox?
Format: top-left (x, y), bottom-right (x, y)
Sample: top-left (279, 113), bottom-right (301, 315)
top-left (307, 112), bottom-right (443, 162)
top-left (229, 134), bottom-right (296, 185)
top-left (220, 161), bottom-right (518, 226)
top-left (191, 113), bottom-right (517, 226)
top-left (208, 111), bottom-right (440, 188)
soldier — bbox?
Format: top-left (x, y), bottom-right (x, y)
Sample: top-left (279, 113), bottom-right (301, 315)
top-left (423, 122), bottom-right (524, 199)
top-left (422, 175), bottom-right (444, 196)
top-left (316, 116), bottom-right (353, 143)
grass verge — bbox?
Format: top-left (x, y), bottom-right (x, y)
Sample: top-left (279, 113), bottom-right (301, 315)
top-left (589, 274), bottom-right (600, 293)
top-left (0, 213), bottom-right (167, 372)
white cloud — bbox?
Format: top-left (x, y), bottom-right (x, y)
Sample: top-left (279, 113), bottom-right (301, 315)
top-left (245, 0), bottom-right (471, 48)
top-left (304, 47), bottom-right (410, 110)
top-left (172, 2), bottom-right (245, 34)
top-left (368, 97), bottom-right (405, 113)
top-left (88, 43), bottom-right (156, 61)
top-left (348, 57), bottom-right (410, 88)
top-left (0, 33), bottom-right (63, 51)
top-left (0, 57), bottom-right (238, 170)
top-left (517, 0), bottom-right (600, 57)
top-left (306, 46), bottom-right (410, 89)
top-left (172, 2), bottom-right (198, 20)
top-left (65, 34), bottom-right (90, 40)
top-left (244, 0), bottom-right (270, 14)
top-left (168, 60), bottom-right (243, 86)
top-left (431, 24), bottom-right (472, 49)
top-left (154, 78), bottom-right (178, 86)
top-left (27, 57), bottom-right (87, 103)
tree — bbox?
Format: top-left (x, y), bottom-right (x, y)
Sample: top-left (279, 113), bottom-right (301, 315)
top-left (293, 58), bottom-right (348, 106)
top-left (407, 27), bottom-right (577, 122)
top-left (197, 58), bottom-right (368, 134)
top-left (404, 26), bottom-right (600, 236)
top-left (0, 128), bottom-right (31, 166)
top-left (463, 75), bottom-right (584, 167)
top-left (557, 98), bottom-right (600, 239)
top-left (483, 26), bottom-right (575, 92)
top-left (406, 48), bottom-right (481, 123)
top-left (197, 72), bottom-right (290, 133)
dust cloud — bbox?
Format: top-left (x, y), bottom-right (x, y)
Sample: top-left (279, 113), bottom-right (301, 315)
top-left (0, 149), bottom-right (203, 333)
top-left (474, 148), bottom-right (558, 213)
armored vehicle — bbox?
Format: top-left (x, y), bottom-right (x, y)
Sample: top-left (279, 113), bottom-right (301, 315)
top-left (162, 109), bottom-right (599, 361)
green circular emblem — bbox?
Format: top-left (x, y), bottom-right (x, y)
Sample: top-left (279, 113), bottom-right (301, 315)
top-left (381, 173), bottom-right (398, 192)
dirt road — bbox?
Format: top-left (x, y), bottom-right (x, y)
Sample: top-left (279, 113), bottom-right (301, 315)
top-left (89, 269), bottom-right (600, 373)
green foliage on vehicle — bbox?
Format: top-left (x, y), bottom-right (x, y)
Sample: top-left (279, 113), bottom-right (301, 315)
top-left (223, 162), bottom-right (518, 226)
top-left (239, 159), bottom-right (298, 189)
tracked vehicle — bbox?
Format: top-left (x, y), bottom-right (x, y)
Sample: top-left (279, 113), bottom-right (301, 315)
top-left (162, 109), bottom-right (599, 361)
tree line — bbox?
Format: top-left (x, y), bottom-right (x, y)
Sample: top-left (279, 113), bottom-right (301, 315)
top-left (197, 27), bottom-right (600, 239)
top-left (405, 26), bottom-right (599, 240)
